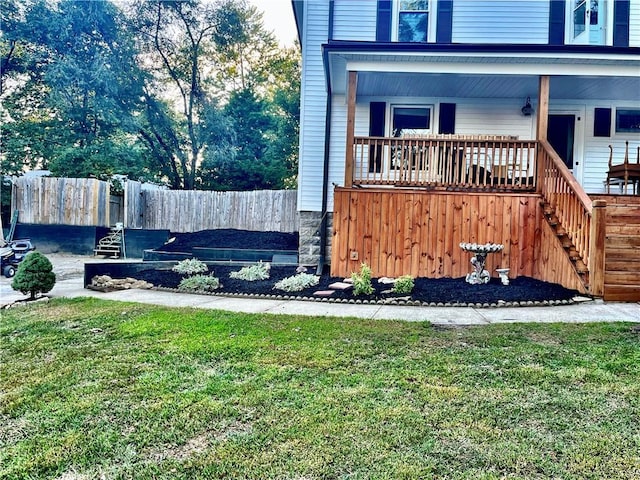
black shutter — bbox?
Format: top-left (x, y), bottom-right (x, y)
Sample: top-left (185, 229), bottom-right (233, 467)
top-left (376, 1), bottom-right (392, 42)
top-left (439, 103), bottom-right (456, 134)
top-left (369, 102), bottom-right (386, 172)
top-left (594, 108), bottom-right (612, 137)
top-left (548, 0), bottom-right (565, 45)
top-left (436, 0), bottom-right (453, 44)
top-left (614, 0), bottom-right (630, 47)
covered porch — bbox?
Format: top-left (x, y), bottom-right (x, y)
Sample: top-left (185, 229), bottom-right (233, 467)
top-left (324, 46), bottom-right (640, 299)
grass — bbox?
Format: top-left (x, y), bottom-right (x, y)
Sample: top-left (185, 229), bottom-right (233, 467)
top-left (1, 298), bottom-right (639, 480)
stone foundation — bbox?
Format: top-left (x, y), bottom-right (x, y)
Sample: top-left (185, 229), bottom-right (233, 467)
top-left (298, 211), bottom-right (333, 267)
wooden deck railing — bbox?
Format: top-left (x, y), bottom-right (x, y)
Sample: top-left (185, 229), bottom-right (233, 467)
top-left (350, 135), bottom-right (537, 191)
top-left (537, 139), bottom-right (605, 295)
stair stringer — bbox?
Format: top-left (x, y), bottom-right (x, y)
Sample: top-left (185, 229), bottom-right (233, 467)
top-left (534, 205), bottom-right (589, 295)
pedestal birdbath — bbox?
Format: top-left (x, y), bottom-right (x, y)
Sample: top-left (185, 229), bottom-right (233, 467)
top-left (459, 242), bottom-right (504, 285)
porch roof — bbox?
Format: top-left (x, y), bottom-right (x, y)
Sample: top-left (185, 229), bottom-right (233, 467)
top-left (323, 42), bottom-right (640, 100)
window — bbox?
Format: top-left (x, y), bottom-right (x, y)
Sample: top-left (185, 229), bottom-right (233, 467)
top-left (395, 0), bottom-right (432, 42)
top-left (615, 109), bottom-right (640, 133)
top-left (567, 0), bottom-right (611, 45)
top-left (391, 106), bottom-right (432, 136)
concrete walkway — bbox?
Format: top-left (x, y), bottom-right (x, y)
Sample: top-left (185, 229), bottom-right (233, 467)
top-left (3, 272), bottom-right (639, 325)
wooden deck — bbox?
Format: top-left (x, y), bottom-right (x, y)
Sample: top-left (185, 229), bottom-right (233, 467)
top-left (332, 188), bottom-right (639, 299)
top-left (333, 110), bottom-right (638, 299)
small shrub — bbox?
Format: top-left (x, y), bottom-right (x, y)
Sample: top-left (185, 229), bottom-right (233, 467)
top-left (178, 274), bottom-right (220, 293)
top-left (274, 273), bottom-right (319, 292)
top-left (392, 275), bottom-right (414, 294)
top-left (11, 252), bottom-right (56, 300)
top-left (172, 258), bottom-right (208, 276)
top-left (351, 263), bottom-right (374, 296)
top-left (229, 262), bottom-right (270, 281)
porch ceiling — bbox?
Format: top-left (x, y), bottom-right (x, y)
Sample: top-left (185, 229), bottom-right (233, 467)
top-left (352, 72), bottom-right (640, 101)
top-left (324, 47), bottom-right (640, 101)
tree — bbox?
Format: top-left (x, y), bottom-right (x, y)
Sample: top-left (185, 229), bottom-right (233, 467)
top-left (130, 0), bottom-right (237, 189)
top-left (11, 252), bottom-right (56, 300)
top-left (212, 0), bottom-right (279, 94)
top-left (1, 0), bottom-right (150, 180)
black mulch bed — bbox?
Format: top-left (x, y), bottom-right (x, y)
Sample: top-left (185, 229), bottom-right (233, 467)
top-left (157, 229), bottom-right (299, 252)
top-left (131, 264), bottom-right (580, 306)
top-left (132, 229), bottom-right (580, 306)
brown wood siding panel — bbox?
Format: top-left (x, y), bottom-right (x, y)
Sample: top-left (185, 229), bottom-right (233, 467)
top-left (535, 217), bottom-right (587, 294)
top-left (603, 201), bottom-right (640, 301)
top-left (331, 188), bottom-right (582, 291)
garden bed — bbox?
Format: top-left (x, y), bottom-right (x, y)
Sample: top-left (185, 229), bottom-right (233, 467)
top-left (129, 264), bottom-right (580, 307)
top-left (91, 229), bottom-right (582, 307)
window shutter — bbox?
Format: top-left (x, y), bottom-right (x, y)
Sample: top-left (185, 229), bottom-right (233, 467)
top-left (548, 0), bottom-right (565, 45)
top-left (613, 0), bottom-right (630, 47)
top-left (436, 0), bottom-right (453, 43)
top-left (594, 108), bottom-right (612, 137)
top-left (376, 1), bottom-right (392, 42)
top-left (369, 102), bottom-right (386, 172)
top-left (439, 103), bottom-right (456, 134)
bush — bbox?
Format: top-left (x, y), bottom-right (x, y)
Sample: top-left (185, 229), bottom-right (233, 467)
top-left (11, 252), bottom-right (56, 300)
top-left (351, 263), bottom-right (374, 296)
top-left (392, 275), bottom-right (414, 294)
top-left (178, 274), bottom-right (221, 293)
top-left (274, 273), bottom-right (319, 292)
top-left (230, 262), bottom-right (270, 281)
top-left (172, 258), bottom-right (208, 276)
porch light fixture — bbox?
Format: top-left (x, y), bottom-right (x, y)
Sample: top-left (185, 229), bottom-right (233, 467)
top-left (521, 97), bottom-right (533, 116)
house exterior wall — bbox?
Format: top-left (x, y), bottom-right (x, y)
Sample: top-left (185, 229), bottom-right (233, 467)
top-left (296, 0), bottom-right (640, 214)
top-left (333, 0), bottom-right (377, 41)
top-left (451, 0), bottom-right (550, 44)
top-left (297, 0), bottom-right (329, 213)
top-left (581, 101), bottom-right (640, 193)
top-left (631, 0), bottom-right (640, 47)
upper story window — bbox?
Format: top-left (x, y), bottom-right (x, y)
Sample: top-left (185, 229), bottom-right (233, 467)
top-left (393, 0), bottom-right (436, 43)
top-left (567, 0), bottom-right (612, 45)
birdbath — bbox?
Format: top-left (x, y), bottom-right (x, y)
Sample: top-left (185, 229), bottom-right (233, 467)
top-left (459, 242), bottom-right (504, 285)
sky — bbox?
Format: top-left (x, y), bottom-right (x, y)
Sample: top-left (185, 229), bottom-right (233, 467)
top-left (248, 0), bottom-right (297, 46)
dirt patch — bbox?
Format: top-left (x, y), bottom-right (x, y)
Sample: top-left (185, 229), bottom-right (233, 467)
top-left (157, 229), bottom-right (298, 252)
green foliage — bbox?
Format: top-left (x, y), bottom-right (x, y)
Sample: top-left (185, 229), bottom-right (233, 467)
top-left (172, 258), bottom-right (208, 276)
top-left (11, 251), bottom-right (56, 299)
top-left (229, 261), bottom-right (270, 281)
top-left (273, 272), bottom-right (319, 292)
top-left (1, 0), bottom-right (300, 191)
top-left (351, 263), bottom-right (374, 296)
top-left (2, 302), bottom-right (638, 479)
top-left (177, 274), bottom-right (221, 293)
top-left (392, 275), bottom-right (415, 294)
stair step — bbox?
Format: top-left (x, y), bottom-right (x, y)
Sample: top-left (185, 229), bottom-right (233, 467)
top-left (574, 260), bottom-right (588, 273)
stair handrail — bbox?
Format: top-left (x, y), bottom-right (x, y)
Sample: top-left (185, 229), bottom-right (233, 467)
top-left (538, 139), bottom-right (592, 214)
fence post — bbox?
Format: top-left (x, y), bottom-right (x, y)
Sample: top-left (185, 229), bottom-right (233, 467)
top-left (588, 199), bottom-right (606, 297)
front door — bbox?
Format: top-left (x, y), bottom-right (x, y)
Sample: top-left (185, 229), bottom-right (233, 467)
top-left (547, 112), bottom-right (584, 184)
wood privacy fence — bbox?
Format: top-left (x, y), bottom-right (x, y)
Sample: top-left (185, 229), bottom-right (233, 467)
top-left (125, 181), bottom-right (298, 232)
top-left (11, 177), bottom-right (111, 226)
top-left (11, 177), bottom-right (298, 233)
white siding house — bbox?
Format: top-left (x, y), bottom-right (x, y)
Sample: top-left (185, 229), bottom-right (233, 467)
top-left (293, 0), bottom-right (640, 266)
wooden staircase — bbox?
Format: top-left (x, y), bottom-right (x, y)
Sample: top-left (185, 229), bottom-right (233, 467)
top-left (94, 224), bottom-right (123, 258)
top-left (542, 202), bottom-right (590, 289)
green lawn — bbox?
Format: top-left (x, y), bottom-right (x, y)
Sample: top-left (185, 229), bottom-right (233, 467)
top-left (1, 298), bottom-right (639, 480)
